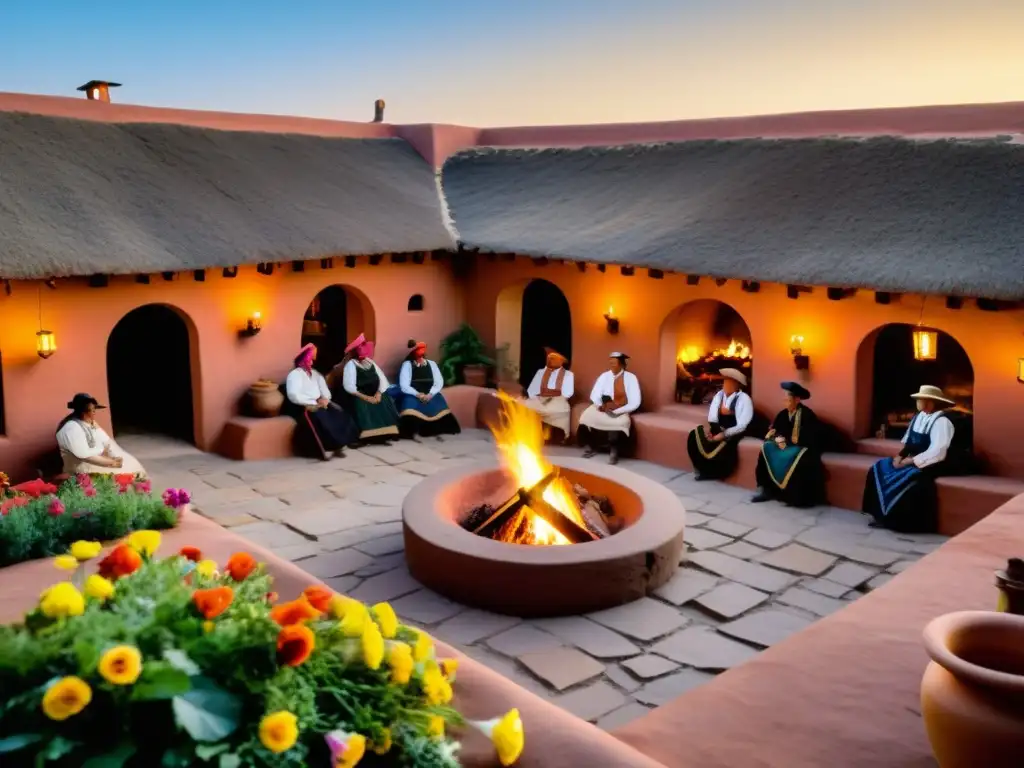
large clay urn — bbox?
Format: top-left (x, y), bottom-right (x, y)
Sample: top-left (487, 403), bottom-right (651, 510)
top-left (921, 610), bottom-right (1024, 767)
top-left (247, 380), bottom-right (284, 418)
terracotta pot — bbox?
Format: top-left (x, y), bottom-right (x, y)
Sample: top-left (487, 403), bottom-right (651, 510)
top-left (921, 610), bottom-right (1024, 767)
top-left (248, 381), bottom-right (284, 418)
top-left (462, 365), bottom-right (488, 388)
top-left (995, 559), bottom-right (1024, 615)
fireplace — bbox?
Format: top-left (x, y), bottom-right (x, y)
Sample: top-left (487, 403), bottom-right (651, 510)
top-left (670, 300), bottom-right (753, 404)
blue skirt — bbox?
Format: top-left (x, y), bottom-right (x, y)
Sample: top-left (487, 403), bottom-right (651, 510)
top-left (386, 385), bottom-right (461, 437)
top-left (863, 457), bottom-right (938, 533)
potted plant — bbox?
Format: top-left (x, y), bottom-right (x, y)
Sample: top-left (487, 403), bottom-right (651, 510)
top-left (439, 324), bottom-right (495, 387)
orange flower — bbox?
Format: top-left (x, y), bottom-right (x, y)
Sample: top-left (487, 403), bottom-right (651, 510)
top-left (97, 544), bottom-right (143, 580)
top-left (193, 586), bottom-right (235, 619)
top-left (277, 624), bottom-right (315, 667)
top-left (302, 585), bottom-right (333, 613)
top-left (225, 552), bottom-right (257, 581)
top-left (179, 546), bottom-right (202, 562)
top-left (270, 597), bottom-right (321, 626)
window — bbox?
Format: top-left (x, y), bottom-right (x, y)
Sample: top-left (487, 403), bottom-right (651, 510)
top-left (407, 294), bottom-right (424, 312)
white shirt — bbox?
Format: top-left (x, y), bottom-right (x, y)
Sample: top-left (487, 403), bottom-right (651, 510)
top-left (589, 370), bottom-right (641, 416)
top-left (285, 368), bottom-right (331, 407)
top-left (342, 359), bottom-right (390, 395)
top-left (527, 367), bottom-right (575, 399)
top-left (399, 359), bottom-right (443, 397)
top-left (56, 419), bottom-right (117, 460)
top-left (708, 390), bottom-right (754, 438)
top-left (902, 410), bottom-right (955, 469)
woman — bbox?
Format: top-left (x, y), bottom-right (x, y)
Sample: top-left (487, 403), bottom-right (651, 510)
top-left (339, 333), bottom-right (400, 443)
top-left (55, 393), bottom-right (147, 477)
top-left (751, 381), bottom-right (823, 508)
top-left (388, 340), bottom-right (461, 439)
top-left (283, 343), bottom-right (358, 459)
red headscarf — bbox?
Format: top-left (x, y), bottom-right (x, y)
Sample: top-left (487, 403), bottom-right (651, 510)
top-left (295, 343), bottom-right (316, 371)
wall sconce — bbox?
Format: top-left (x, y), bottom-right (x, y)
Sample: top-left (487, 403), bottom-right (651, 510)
top-left (603, 306), bottom-right (620, 335)
top-left (1017, 358), bottom-right (1024, 383)
top-left (36, 329), bottom-right (57, 359)
top-left (239, 311), bottom-right (262, 338)
top-left (790, 334), bottom-right (809, 370)
top-left (912, 327), bottom-right (938, 361)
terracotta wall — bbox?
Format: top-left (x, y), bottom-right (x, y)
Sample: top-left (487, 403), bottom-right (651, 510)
top-left (460, 258), bottom-right (1024, 478)
top-left (0, 260), bottom-right (462, 479)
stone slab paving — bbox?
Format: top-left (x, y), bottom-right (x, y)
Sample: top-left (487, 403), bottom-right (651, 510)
top-left (124, 428), bottom-right (948, 732)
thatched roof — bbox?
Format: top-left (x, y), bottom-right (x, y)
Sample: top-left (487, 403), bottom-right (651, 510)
top-left (0, 112), bottom-right (454, 279)
top-left (442, 138), bottom-right (1024, 299)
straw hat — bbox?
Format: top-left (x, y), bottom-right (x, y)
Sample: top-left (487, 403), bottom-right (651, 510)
top-left (719, 368), bottom-right (748, 386)
top-left (910, 385), bottom-right (955, 406)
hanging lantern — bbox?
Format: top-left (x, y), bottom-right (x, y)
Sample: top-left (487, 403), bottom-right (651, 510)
top-left (912, 327), bottom-right (938, 361)
top-left (36, 329), bottom-right (57, 359)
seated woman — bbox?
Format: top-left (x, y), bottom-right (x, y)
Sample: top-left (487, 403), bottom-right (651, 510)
top-left (862, 385), bottom-right (959, 534)
top-left (751, 381), bottom-right (823, 508)
top-left (686, 368), bottom-right (753, 481)
top-left (522, 347), bottom-right (575, 443)
top-left (339, 334), bottom-right (400, 443)
top-left (387, 340), bottom-right (461, 440)
top-left (55, 393), bottom-right (147, 477)
top-left (283, 344), bottom-right (358, 460)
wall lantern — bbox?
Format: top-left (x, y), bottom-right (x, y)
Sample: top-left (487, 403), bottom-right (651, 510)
top-left (1017, 358), bottom-right (1024, 384)
top-left (603, 306), bottom-right (620, 335)
top-left (912, 327), bottom-right (938, 361)
top-left (239, 311), bottom-right (262, 338)
top-left (790, 334), bottom-right (809, 370)
top-left (36, 329), bottom-right (57, 359)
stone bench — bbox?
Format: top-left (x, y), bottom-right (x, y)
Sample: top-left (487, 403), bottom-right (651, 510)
top-left (217, 415), bottom-right (296, 461)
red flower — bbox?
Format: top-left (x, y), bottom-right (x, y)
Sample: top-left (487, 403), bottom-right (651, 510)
top-left (0, 496), bottom-right (30, 515)
top-left (11, 479), bottom-right (58, 499)
top-left (277, 624), bottom-right (315, 667)
top-left (193, 586), bottom-right (235, 619)
top-left (97, 544), bottom-right (143, 580)
top-left (302, 584), bottom-right (333, 613)
top-left (179, 546), bottom-right (202, 562)
top-left (225, 552), bottom-right (257, 582)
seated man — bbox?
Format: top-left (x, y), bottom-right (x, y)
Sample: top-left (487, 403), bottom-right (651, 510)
top-left (339, 333), bottom-right (400, 443)
top-left (521, 347), bottom-right (575, 443)
top-left (862, 385), bottom-right (958, 533)
top-left (283, 343), bottom-right (358, 460)
top-left (387, 340), bottom-right (461, 440)
top-left (56, 393), bottom-right (147, 477)
top-left (686, 368), bottom-right (753, 481)
top-left (751, 381), bottom-right (822, 508)
top-left (577, 352), bottom-right (641, 465)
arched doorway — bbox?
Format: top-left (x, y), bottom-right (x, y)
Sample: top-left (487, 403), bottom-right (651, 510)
top-left (494, 279), bottom-right (572, 388)
top-left (107, 304), bottom-right (195, 443)
top-left (657, 299), bottom-right (753, 407)
top-left (301, 285), bottom-right (376, 375)
top-left (855, 323), bottom-right (974, 441)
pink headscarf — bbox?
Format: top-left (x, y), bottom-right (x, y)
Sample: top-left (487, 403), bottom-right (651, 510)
top-left (295, 343), bottom-right (316, 371)
top-left (356, 340), bottom-right (374, 360)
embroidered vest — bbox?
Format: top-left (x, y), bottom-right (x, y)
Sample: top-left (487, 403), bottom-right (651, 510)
top-left (610, 374), bottom-right (628, 410)
top-left (539, 368), bottom-right (566, 397)
top-left (717, 392), bottom-right (739, 430)
top-left (410, 361), bottom-right (433, 394)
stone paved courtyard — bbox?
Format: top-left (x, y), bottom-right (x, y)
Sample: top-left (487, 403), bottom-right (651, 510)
top-left (123, 429), bottom-right (948, 732)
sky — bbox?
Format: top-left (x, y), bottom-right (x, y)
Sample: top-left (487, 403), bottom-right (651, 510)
top-left (3, 0), bottom-right (1023, 126)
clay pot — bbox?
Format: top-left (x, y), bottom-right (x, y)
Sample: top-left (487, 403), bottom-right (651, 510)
top-left (462, 365), bottom-right (488, 388)
top-left (248, 380), bottom-right (284, 418)
top-left (921, 610), bottom-right (1024, 767)
top-left (995, 559), bottom-right (1024, 615)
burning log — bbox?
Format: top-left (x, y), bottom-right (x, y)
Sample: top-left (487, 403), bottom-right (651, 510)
top-left (520, 484), bottom-right (598, 544)
top-left (469, 470), bottom-right (558, 539)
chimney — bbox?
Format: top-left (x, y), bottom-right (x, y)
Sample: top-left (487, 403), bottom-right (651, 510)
top-left (76, 80), bottom-right (121, 103)
top-left (373, 98), bottom-right (385, 123)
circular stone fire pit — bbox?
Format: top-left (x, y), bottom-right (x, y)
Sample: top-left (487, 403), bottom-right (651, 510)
top-left (403, 456), bottom-right (686, 617)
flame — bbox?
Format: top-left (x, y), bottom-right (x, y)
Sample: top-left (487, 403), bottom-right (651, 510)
top-left (489, 392), bottom-right (588, 546)
top-left (677, 339), bottom-right (751, 364)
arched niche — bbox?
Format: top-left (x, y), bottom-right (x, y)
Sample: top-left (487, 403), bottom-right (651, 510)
top-left (300, 284), bottom-right (376, 374)
top-left (106, 304), bottom-right (198, 444)
top-left (657, 299), bottom-right (753, 407)
top-left (854, 322), bottom-right (975, 440)
top-left (495, 278), bottom-right (572, 387)
top-left (407, 294), bottom-right (425, 312)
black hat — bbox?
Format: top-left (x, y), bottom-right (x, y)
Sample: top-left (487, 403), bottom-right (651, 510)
top-left (67, 393), bottom-right (105, 411)
top-left (780, 381), bottom-right (811, 400)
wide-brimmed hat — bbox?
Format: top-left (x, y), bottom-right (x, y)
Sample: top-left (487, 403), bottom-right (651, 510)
top-left (780, 381), bottom-right (811, 400)
top-left (68, 393), bottom-right (105, 411)
top-left (911, 385), bottom-right (954, 406)
top-left (720, 368), bottom-right (748, 386)
top-left (609, 352), bottom-right (630, 361)
top-left (344, 333), bottom-right (367, 355)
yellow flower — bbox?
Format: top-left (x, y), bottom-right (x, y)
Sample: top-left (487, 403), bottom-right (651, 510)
top-left (370, 602), bottom-right (398, 638)
top-left (386, 642), bottom-right (414, 685)
top-left (422, 664), bottom-right (453, 706)
top-left (195, 559), bottom-right (218, 578)
top-left (259, 711), bottom-right (299, 754)
top-left (412, 629), bottom-right (434, 662)
top-left (41, 676), bottom-right (92, 721)
top-left (329, 594), bottom-right (360, 619)
top-left (98, 645), bottom-right (143, 685)
top-left (439, 658), bottom-right (458, 681)
top-left (70, 540), bottom-right (102, 561)
top-left (339, 602), bottom-right (369, 638)
top-left (473, 709), bottom-right (525, 767)
top-left (427, 715), bottom-right (445, 739)
top-left (39, 582), bottom-right (85, 618)
top-left (361, 620), bottom-right (384, 670)
top-left (203, 620), bottom-right (215, 633)
top-left (53, 554), bottom-right (79, 571)
top-left (330, 732), bottom-right (367, 768)
top-left (371, 728), bottom-right (392, 756)
top-left (84, 574), bottom-right (115, 601)
top-left (127, 530), bottom-right (161, 556)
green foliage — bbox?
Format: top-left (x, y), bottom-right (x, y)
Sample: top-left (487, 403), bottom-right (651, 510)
top-left (438, 324), bottom-right (495, 386)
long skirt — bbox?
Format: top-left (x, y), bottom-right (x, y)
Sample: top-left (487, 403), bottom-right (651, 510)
top-left (350, 393), bottom-right (400, 442)
top-left (284, 401), bottom-right (358, 458)
top-left (521, 396), bottom-right (571, 436)
top-left (387, 385), bottom-right (461, 438)
top-left (755, 441), bottom-right (823, 508)
top-left (862, 458), bottom-right (941, 534)
top-left (686, 425), bottom-right (740, 480)
top-left (62, 447), bottom-right (148, 479)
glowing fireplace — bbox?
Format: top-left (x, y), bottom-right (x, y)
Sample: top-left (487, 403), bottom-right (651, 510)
top-left (667, 300), bottom-right (753, 404)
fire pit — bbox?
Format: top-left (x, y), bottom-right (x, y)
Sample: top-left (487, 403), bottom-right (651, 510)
top-left (402, 396), bottom-right (686, 617)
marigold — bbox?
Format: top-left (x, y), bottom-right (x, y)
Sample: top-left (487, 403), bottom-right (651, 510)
top-left (427, 715), bottom-right (445, 739)
top-left (70, 540), bottom-right (102, 561)
top-left (423, 664), bottom-right (453, 706)
top-left (326, 730), bottom-right (367, 768)
top-left (127, 530), bottom-right (161, 556)
top-left (39, 582), bottom-right (85, 618)
top-left (259, 711), bottom-right (299, 754)
top-left (84, 574), bottom-right (115, 601)
top-left (270, 596), bottom-right (321, 626)
top-left (473, 709), bottom-right (525, 767)
top-left (440, 658), bottom-right (459, 681)
top-left (339, 602), bottom-right (369, 638)
top-left (193, 586), bottom-right (234, 619)
top-left (195, 559), bottom-right (218, 578)
top-left (328, 594), bottom-right (359, 619)
top-left (386, 642), bottom-right (414, 684)
top-left (412, 629), bottom-right (434, 662)
top-left (98, 645), bottom-right (143, 685)
top-left (53, 554), bottom-right (79, 571)
top-left (277, 624), bottom-right (316, 667)
top-left (226, 551), bottom-right (257, 581)
top-left (97, 544), bottom-right (143, 580)
top-left (179, 545), bottom-right (202, 562)
top-left (42, 677), bottom-right (92, 721)
top-left (361, 621), bottom-right (384, 670)
top-left (370, 602), bottom-right (398, 638)
top-left (302, 584), bottom-right (333, 612)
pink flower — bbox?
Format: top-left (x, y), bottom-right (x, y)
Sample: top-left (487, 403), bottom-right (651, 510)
top-left (76, 473), bottom-right (93, 488)
top-left (134, 480), bottom-right (152, 494)
top-left (84, 487), bottom-right (97, 498)
top-left (162, 488), bottom-right (191, 509)
top-left (48, 498), bottom-right (66, 516)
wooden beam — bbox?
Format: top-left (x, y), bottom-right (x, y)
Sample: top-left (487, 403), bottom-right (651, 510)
top-left (945, 296), bottom-right (964, 310)
top-left (320, 258), bottom-right (334, 269)
top-left (391, 253), bottom-right (409, 264)
top-left (500, 253), bottom-right (516, 262)
top-left (597, 264), bottom-right (607, 273)
top-left (826, 287), bottom-right (856, 301)
top-left (741, 280), bottom-right (760, 293)
top-left (221, 266), bottom-right (238, 279)
top-left (621, 266), bottom-right (635, 277)
top-left (714, 278), bottom-right (727, 287)
top-left (576, 262), bottom-right (587, 273)
top-left (874, 291), bottom-right (891, 305)
top-left (412, 252), bottom-right (425, 265)
top-left (786, 284), bottom-right (812, 299)
top-left (686, 275), bottom-right (700, 286)
top-left (344, 255), bottom-right (356, 268)
top-left (256, 263), bottom-right (274, 276)
top-left (135, 274), bottom-right (150, 285)
top-left (162, 271), bottom-right (175, 281)
top-left (531, 257), bottom-right (549, 266)
top-left (193, 269), bottom-right (206, 282)
top-left (648, 268), bottom-right (664, 279)
top-left (368, 254), bottom-right (383, 266)
top-left (88, 274), bottom-right (109, 288)
top-left (290, 261), bottom-right (305, 273)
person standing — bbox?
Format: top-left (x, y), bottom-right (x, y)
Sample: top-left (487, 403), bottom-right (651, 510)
top-left (521, 347), bottom-right (575, 443)
top-left (751, 381), bottom-right (822, 508)
top-left (283, 344), bottom-right (358, 459)
top-left (340, 334), bottom-right (400, 443)
top-left (577, 352), bottom-right (641, 465)
top-left (388, 340), bottom-right (461, 439)
top-left (686, 368), bottom-right (753, 481)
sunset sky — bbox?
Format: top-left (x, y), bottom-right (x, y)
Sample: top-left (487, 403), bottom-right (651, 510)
top-left (4, 0), bottom-right (1022, 126)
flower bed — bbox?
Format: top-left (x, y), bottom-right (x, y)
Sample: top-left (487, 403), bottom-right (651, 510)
top-left (0, 473), bottom-right (184, 567)
top-left (0, 532), bottom-right (524, 767)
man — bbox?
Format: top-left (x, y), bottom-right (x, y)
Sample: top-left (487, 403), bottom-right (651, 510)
top-left (577, 352), bottom-right (642, 465)
top-left (686, 368), bottom-right (753, 481)
top-left (283, 344), bottom-right (358, 460)
top-left (339, 333), bottom-right (400, 443)
top-left (751, 381), bottom-right (822, 508)
top-left (387, 339), bottom-right (461, 439)
top-left (863, 385), bottom-right (958, 533)
top-left (522, 347), bottom-right (575, 443)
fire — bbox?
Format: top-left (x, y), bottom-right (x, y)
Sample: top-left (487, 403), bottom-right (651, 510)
top-left (677, 339), bottom-right (751, 364)
top-left (489, 392), bottom-right (588, 546)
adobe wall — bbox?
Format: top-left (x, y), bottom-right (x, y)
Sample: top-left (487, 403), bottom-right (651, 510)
top-left (0, 260), bottom-right (462, 480)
